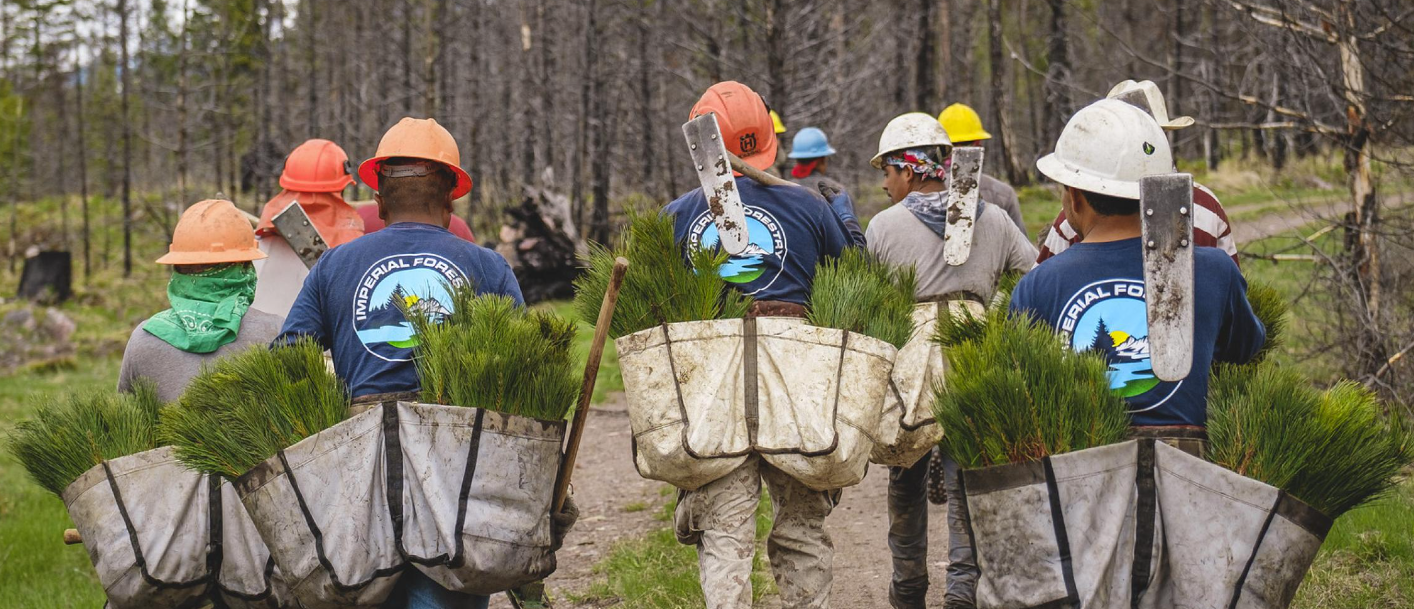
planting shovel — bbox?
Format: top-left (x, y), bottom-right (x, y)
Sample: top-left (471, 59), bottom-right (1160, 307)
top-left (63, 528), bottom-right (81, 544)
top-left (945, 146), bottom-right (985, 266)
top-left (552, 257), bottom-right (629, 513)
top-left (682, 114), bottom-right (752, 256)
top-left (1140, 173), bottom-right (1196, 382)
top-left (270, 199), bottom-right (329, 269)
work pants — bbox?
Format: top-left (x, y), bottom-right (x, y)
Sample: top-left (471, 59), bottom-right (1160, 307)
top-left (674, 455), bottom-right (837, 609)
top-left (886, 451), bottom-right (977, 609)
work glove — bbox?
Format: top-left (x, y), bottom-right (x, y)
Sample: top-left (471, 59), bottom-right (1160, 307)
top-left (550, 495), bottom-right (579, 551)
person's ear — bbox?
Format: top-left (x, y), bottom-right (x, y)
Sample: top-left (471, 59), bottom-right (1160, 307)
top-left (375, 193), bottom-right (388, 222)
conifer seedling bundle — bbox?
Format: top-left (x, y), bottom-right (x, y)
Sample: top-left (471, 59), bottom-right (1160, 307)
top-left (161, 338), bottom-right (349, 479)
top-left (807, 248), bottom-right (917, 349)
top-left (7, 381), bottom-right (164, 496)
top-left (404, 287), bottom-right (580, 420)
top-left (574, 209), bottom-right (751, 339)
top-left (931, 307), bottom-right (1130, 469)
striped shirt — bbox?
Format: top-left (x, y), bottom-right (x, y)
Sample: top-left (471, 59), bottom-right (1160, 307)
top-left (1036, 184), bottom-right (1238, 267)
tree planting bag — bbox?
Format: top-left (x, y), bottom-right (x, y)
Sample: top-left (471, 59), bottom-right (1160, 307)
top-left (871, 299), bottom-right (984, 467)
top-left (234, 400), bottom-right (564, 608)
top-left (618, 317), bottom-right (895, 492)
top-left (962, 441), bottom-right (1143, 609)
top-left (1144, 441), bottom-right (1330, 609)
top-left (62, 445), bottom-right (287, 609)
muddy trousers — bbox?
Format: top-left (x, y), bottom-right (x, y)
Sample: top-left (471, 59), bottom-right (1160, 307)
top-left (886, 453), bottom-right (977, 609)
top-left (674, 455), bottom-right (837, 609)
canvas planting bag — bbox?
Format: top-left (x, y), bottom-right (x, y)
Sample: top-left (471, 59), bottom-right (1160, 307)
top-left (962, 440), bottom-right (1330, 609)
top-left (62, 445), bottom-right (286, 609)
top-left (234, 400), bottom-right (565, 609)
top-left (618, 317), bottom-right (896, 491)
top-left (872, 299), bottom-right (984, 467)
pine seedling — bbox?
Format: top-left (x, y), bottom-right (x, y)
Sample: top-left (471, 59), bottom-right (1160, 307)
top-left (1244, 280), bottom-right (1287, 363)
top-left (1208, 361), bottom-right (1414, 516)
top-left (932, 308), bottom-right (1130, 469)
top-left (160, 339), bottom-right (349, 479)
top-left (807, 249), bottom-right (917, 349)
top-left (6, 380), bottom-right (165, 496)
top-left (406, 286), bottom-right (581, 421)
top-left (573, 209), bottom-right (751, 339)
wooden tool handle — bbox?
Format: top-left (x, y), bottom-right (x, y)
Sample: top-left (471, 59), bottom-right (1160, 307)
top-left (63, 529), bottom-right (82, 545)
top-left (553, 257), bottom-right (630, 512)
top-left (726, 152), bottom-right (798, 189)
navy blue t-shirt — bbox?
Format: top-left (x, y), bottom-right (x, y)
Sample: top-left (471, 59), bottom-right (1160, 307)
top-left (275, 222), bottom-right (524, 398)
top-left (664, 177), bottom-right (851, 305)
top-left (1009, 238), bottom-right (1265, 427)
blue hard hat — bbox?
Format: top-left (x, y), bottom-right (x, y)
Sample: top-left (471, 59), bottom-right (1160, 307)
top-left (788, 127), bottom-right (837, 159)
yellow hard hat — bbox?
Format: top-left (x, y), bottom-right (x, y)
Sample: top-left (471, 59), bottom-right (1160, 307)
top-left (938, 103), bottom-right (992, 143)
top-left (770, 109), bottom-right (787, 135)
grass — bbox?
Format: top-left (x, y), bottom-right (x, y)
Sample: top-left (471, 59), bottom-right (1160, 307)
top-left (806, 249), bottom-right (916, 349)
top-left (568, 487), bottom-right (778, 608)
top-left (1292, 478), bottom-right (1414, 608)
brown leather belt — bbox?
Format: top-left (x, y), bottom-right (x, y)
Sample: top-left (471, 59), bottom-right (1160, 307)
top-left (1129, 425), bottom-right (1208, 458)
top-left (747, 300), bottom-right (807, 319)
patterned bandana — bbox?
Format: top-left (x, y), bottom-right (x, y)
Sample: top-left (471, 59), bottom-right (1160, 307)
top-left (143, 263), bottom-right (257, 354)
top-left (884, 147), bottom-right (951, 180)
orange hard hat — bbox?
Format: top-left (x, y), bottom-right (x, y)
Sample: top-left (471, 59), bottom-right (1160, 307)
top-left (280, 139), bottom-right (355, 192)
top-left (156, 199), bottom-right (267, 265)
top-left (689, 81), bottom-right (779, 172)
top-left (358, 117), bottom-right (473, 199)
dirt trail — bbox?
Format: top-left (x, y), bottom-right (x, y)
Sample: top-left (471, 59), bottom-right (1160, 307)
top-left (1232, 191), bottom-right (1410, 244)
top-left (489, 395), bottom-right (950, 609)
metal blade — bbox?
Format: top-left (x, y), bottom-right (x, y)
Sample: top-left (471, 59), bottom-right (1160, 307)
top-left (1140, 173), bottom-right (1196, 382)
top-left (945, 146), bottom-right (984, 266)
top-left (270, 200), bottom-right (329, 269)
top-left (682, 113), bottom-right (750, 256)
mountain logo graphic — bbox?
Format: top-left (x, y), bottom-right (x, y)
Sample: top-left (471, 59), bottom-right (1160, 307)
top-left (687, 205), bottom-right (788, 295)
top-left (1059, 279), bottom-right (1181, 401)
top-left (351, 253), bottom-right (469, 362)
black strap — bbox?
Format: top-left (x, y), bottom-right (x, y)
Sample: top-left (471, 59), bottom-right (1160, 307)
top-left (744, 317), bottom-right (759, 445)
top-left (205, 474), bottom-right (227, 607)
top-left (102, 460), bottom-right (210, 590)
top-left (1227, 492), bottom-right (1282, 609)
top-left (1130, 439), bottom-right (1158, 608)
top-left (384, 401), bottom-right (409, 558)
top-left (1043, 457), bottom-right (1081, 606)
top-left (281, 447), bottom-right (406, 592)
top-left (448, 408), bottom-right (488, 567)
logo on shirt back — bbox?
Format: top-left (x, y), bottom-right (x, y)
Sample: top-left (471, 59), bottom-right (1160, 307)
top-left (351, 253), bottom-right (470, 362)
top-left (686, 207), bottom-right (787, 295)
top-left (1058, 279), bottom-right (1181, 410)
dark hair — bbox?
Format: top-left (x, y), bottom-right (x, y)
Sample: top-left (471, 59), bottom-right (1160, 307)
top-left (379, 159), bottom-right (456, 214)
top-left (1080, 189), bottom-right (1140, 216)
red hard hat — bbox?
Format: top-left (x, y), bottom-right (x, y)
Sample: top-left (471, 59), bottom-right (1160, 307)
top-left (689, 82), bottom-right (779, 172)
top-left (280, 139), bottom-right (355, 193)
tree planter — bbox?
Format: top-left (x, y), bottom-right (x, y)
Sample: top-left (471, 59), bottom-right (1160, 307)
top-left (62, 446), bottom-right (287, 609)
top-left (618, 317), bottom-right (896, 492)
top-left (872, 300), bottom-right (984, 467)
top-left (233, 400), bottom-right (565, 608)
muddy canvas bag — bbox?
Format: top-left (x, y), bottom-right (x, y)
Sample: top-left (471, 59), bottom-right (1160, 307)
top-left (62, 445), bottom-right (287, 609)
top-left (619, 318), bottom-right (895, 492)
top-left (235, 400), bottom-right (565, 608)
top-left (963, 441), bottom-right (1144, 609)
top-left (872, 299), bottom-right (984, 467)
top-left (1142, 441), bottom-right (1330, 609)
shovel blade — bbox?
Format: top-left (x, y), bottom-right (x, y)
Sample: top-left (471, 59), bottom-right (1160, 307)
top-left (270, 200), bottom-right (329, 269)
top-left (1140, 174), bottom-right (1195, 382)
top-left (682, 114), bottom-right (750, 256)
top-left (945, 147), bottom-right (984, 266)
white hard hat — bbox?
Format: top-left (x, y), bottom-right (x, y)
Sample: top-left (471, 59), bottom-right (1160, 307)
top-left (1107, 79), bottom-right (1195, 130)
top-left (1035, 99), bottom-right (1172, 200)
top-left (871, 112), bottom-right (953, 169)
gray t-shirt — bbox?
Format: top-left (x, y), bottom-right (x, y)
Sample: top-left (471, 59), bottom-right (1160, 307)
top-left (117, 309), bottom-right (286, 402)
top-left (865, 202), bottom-right (1037, 301)
top-left (981, 173), bottom-right (1026, 234)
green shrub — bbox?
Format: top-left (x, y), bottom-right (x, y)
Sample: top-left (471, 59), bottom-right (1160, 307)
top-left (574, 209), bottom-right (752, 339)
top-left (405, 287), bottom-right (580, 420)
top-left (6, 380), bottom-right (164, 496)
top-left (160, 339), bottom-right (349, 478)
top-left (806, 248), bottom-right (916, 349)
top-left (1208, 362), bottom-right (1414, 516)
top-left (932, 308), bottom-right (1130, 469)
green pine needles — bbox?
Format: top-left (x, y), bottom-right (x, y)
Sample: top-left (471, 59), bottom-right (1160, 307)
top-left (405, 286), bottom-right (581, 421)
top-left (161, 338), bottom-right (349, 479)
top-left (1208, 362), bottom-right (1414, 517)
top-left (932, 308), bottom-right (1130, 469)
top-left (806, 248), bottom-right (917, 349)
top-left (6, 381), bottom-right (164, 496)
top-left (574, 209), bottom-right (752, 339)
top-left (1244, 280), bottom-right (1287, 363)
